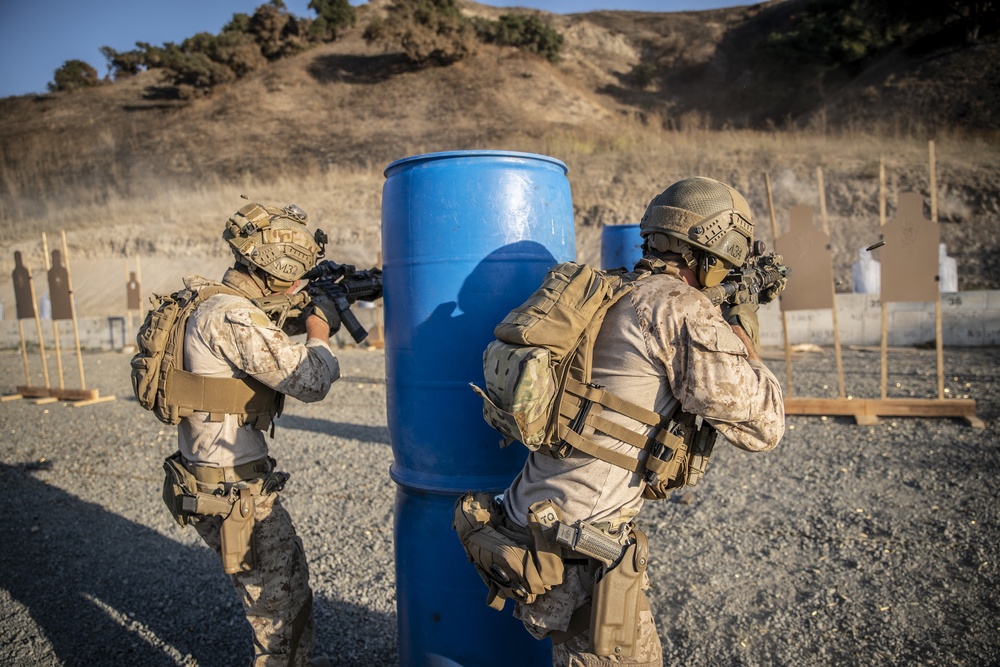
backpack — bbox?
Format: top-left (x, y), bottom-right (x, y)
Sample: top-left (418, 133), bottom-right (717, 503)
top-left (471, 261), bottom-right (718, 498)
top-left (131, 284), bottom-right (281, 430)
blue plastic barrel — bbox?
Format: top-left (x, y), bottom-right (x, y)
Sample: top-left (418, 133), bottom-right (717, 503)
top-left (381, 150), bottom-right (576, 667)
top-left (600, 223), bottom-right (642, 270)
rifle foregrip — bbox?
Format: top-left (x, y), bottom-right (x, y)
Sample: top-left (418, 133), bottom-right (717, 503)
top-left (337, 301), bottom-right (368, 343)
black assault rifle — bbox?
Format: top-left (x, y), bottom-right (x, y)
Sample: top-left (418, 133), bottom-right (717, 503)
top-left (700, 242), bottom-right (790, 308)
top-left (253, 259), bottom-right (383, 343)
top-left (301, 260), bottom-right (383, 342)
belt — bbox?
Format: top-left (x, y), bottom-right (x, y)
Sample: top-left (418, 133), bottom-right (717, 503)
top-left (563, 557), bottom-right (591, 565)
top-left (183, 457), bottom-right (271, 485)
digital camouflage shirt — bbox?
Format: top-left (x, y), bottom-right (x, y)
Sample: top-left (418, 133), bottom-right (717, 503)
top-left (177, 273), bottom-right (340, 468)
top-left (504, 266), bottom-right (784, 530)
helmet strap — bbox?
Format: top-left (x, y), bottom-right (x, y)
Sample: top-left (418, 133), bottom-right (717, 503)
top-left (246, 266), bottom-right (272, 296)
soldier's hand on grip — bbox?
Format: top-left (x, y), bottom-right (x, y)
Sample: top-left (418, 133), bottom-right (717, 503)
top-left (758, 276), bottom-right (787, 305)
top-left (303, 295), bottom-right (342, 334)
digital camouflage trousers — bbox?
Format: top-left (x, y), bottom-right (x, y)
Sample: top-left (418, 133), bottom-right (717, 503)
top-left (194, 490), bottom-right (316, 667)
top-left (516, 561), bottom-right (662, 667)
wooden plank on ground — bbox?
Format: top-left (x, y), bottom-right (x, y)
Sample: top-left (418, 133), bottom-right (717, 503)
top-left (68, 395), bottom-right (117, 408)
top-left (16, 385), bottom-right (51, 398)
top-left (784, 397), bottom-right (984, 428)
top-left (48, 388), bottom-right (100, 401)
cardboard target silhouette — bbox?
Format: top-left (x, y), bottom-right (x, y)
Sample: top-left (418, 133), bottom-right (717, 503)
top-left (880, 193), bottom-right (940, 303)
top-left (48, 249), bottom-right (73, 321)
top-left (126, 271), bottom-right (141, 311)
top-left (12, 251), bottom-right (35, 320)
top-left (776, 205), bottom-right (834, 311)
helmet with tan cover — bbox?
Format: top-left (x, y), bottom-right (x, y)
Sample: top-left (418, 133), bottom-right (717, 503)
top-left (223, 202), bottom-right (322, 290)
top-left (639, 177), bottom-right (754, 287)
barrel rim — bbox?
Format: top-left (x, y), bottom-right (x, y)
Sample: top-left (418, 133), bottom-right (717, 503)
top-left (383, 149), bottom-right (568, 179)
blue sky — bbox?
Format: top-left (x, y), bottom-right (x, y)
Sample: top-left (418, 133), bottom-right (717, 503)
top-left (0, 1), bottom-right (748, 98)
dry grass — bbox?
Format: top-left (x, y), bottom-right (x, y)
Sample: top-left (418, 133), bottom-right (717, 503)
top-left (2, 121), bottom-right (996, 258)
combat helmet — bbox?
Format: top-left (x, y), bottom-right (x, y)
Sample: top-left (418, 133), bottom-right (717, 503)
top-left (639, 177), bottom-right (754, 287)
top-left (223, 202), bottom-right (322, 291)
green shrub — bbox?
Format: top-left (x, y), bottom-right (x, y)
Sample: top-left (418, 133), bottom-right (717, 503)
top-left (308, 0), bottom-right (356, 42)
top-left (628, 61), bottom-right (657, 89)
top-left (475, 14), bottom-right (564, 63)
top-left (363, 0), bottom-right (476, 66)
top-left (49, 60), bottom-right (101, 92)
top-left (99, 46), bottom-right (145, 80)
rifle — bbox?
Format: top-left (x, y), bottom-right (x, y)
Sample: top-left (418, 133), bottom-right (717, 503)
top-left (252, 259), bottom-right (383, 343)
top-left (701, 242), bottom-right (790, 308)
top-left (301, 260), bottom-right (383, 342)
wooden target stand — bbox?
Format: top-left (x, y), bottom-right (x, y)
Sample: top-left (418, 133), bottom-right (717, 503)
top-left (5, 250), bottom-right (51, 401)
top-left (766, 154), bottom-right (982, 428)
top-left (2, 232), bottom-right (115, 407)
top-left (124, 258), bottom-right (142, 353)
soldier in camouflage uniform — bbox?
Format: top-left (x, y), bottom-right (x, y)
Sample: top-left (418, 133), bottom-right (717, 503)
top-left (171, 203), bottom-right (341, 667)
top-left (502, 177), bottom-right (785, 666)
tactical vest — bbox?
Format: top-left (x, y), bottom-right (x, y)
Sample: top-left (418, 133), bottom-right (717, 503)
top-left (473, 260), bottom-right (719, 499)
top-left (131, 284), bottom-right (282, 430)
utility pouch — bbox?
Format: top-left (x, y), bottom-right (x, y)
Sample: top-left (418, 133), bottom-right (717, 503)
top-left (162, 452), bottom-right (199, 527)
top-left (453, 492), bottom-right (562, 611)
top-left (590, 528), bottom-right (649, 658)
top-left (685, 423), bottom-right (720, 487)
top-left (220, 486), bottom-right (256, 575)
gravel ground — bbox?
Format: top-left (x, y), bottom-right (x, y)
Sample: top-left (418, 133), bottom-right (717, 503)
top-left (1, 345), bottom-right (998, 667)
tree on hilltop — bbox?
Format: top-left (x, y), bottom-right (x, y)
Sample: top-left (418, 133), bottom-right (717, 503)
top-left (309, 0), bottom-right (356, 42)
top-left (473, 13), bottom-right (564, 63)
top-left (48, 60), bottom-right (100, 92)
top-left (363, 0), bottom-right (477, 66)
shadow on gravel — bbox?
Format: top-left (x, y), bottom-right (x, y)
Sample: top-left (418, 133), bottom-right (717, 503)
top-left (276, 415), bottom-right (390, 444)
top-left (0, 462), bottom-right (398, 666)
top-left (0, 461), bottom-right (247, 665)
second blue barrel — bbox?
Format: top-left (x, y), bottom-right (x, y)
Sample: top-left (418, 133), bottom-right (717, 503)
top-left (381, 150), bottom-right (576, 666)
top-left (600, 223), bottom-right (643, 270)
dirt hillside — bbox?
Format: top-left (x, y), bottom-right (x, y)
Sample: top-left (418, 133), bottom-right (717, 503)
top-left (0, 0), bottom-right (998, 316)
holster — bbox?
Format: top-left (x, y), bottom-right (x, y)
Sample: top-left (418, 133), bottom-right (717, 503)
top-left (161, 452), bottom-right (260, 575)
top-left (590, 528), bottom-right (648, 658)
top-left (220, 486), bottom-right (256, 575)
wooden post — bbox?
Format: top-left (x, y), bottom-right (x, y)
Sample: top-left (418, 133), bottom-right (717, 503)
top-left (27, 267), bottom-right (50, 388)
top-left (42, 233), bottom-right (65, 389)
top-left (61, 231), bottom-right (86, 389)
top-left (878, 159), bottom-right (888, 400)
top-left (929, 140), bottom-right (938, 224)
top-left (817, 167), bottom-right (846, 398)
top-left (124, 260), bottom-right (134, 345)
top-left (929, 140), bottom-right (944, 400)
top-left (18, 319), bottom-right (30, 386)
top-left (765, 172), bottom-right (793, 396)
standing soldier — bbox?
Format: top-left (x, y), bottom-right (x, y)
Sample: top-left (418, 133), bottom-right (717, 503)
top-left (458, 177), bottom-right (785, 665)
top-left (143, 202), bottom-right (342, 667)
